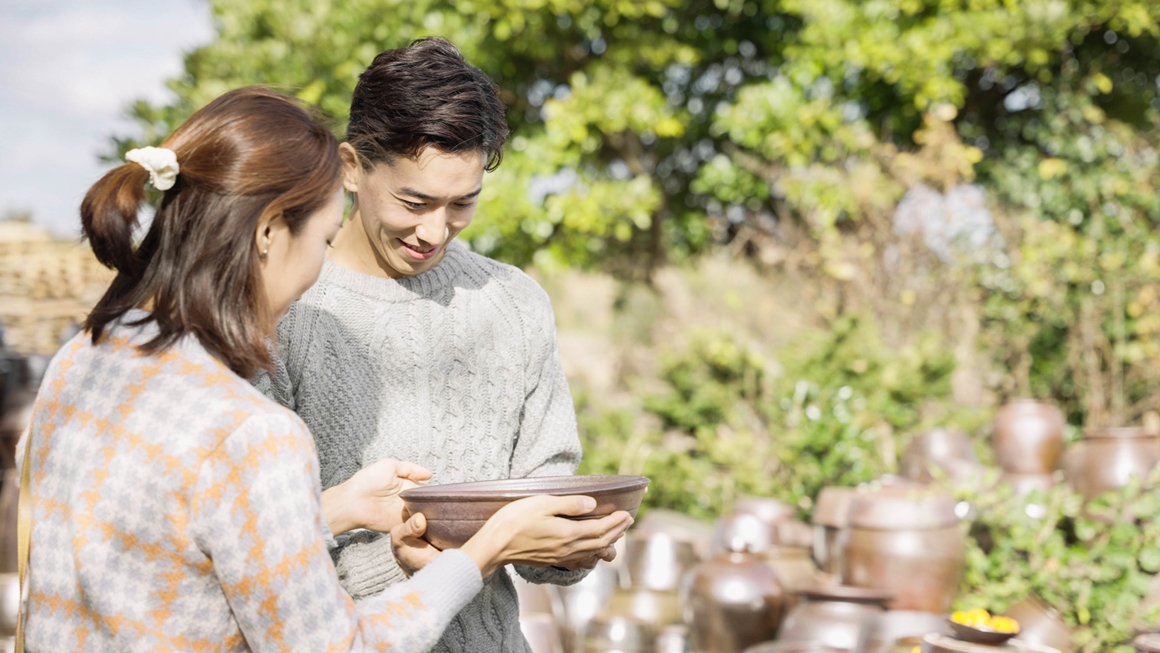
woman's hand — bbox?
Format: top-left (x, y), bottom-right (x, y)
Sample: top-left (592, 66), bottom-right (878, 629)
top-left (460, 495), bottom-right (633, 578)
top-left (322, 459), bottom-right (431, 535)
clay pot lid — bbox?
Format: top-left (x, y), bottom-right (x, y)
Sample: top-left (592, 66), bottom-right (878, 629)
top-left (847, 483), bottom-right (960, 530)
top-left (798, 584), bottom-right (894, 605)
top-left (1136, 633), bottom-right (1160, 653)
top-left (1082, 426), bottom-right (1156, 440)
top-left (735, 495), bottom-right (797, 525)
top-left (812, 486), bottom-right (857, 527)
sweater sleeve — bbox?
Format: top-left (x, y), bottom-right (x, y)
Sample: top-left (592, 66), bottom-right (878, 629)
top-left (189, 412), bottom-right (483, 652)
top-left (508, 279), bottom-right (590, 587)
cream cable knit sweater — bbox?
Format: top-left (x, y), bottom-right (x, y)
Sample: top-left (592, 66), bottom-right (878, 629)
top-left (254, 241), bottom-right (587, 653)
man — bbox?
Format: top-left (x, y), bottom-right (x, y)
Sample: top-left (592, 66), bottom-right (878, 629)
top-left (256, 37), bottom-right (617, 653)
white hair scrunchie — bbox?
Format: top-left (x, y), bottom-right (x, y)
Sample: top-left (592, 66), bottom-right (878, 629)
top-left (125, 146), bottom-right (180, 191)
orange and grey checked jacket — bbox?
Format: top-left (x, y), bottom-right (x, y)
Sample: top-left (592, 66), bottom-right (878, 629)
top-left (19, 311), bottom-right (482, 652)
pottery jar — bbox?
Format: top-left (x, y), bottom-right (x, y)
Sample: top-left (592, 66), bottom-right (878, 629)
top-left (604, 587), bottom-right (682, 627)
top-left (559, 561), bottom-right (620, 652)
top-left (1062, 427), bottom-right (1160, 501)
top-left (994, 400), bottom-right (1066, 474)
top-left (901, 428), bottom-right (983, 484)
top-left (513, 572), bottom-right (567, 653)
top-left (581, 615), bottom-right (657, 653)
top-left (778, 585), bottom-right (892, 652)
top-left (760, 545), bottom-right (822, 613)
top-left (855, 610), bottom-right (951, 653)
top-left (1003, 595), bottom-right (1073, 653)
top-left (811, 487), bottom-right (856, 575)
top-left (710, 512), bottom-right (776, 557)
top-left (624, 531), bottom-right (698, 592)
top-left (1135, 633), bottom-right (1160, 653)
top-left (998, 472), bottom-right (1056, 498)
top-left (745, 643), bottom-right (845, 653)
top-left (735, 496), bottom-right (797, 528)
top-left (840, 484), bottom-right (966, 613)
top-left (680, 539), bottom-right (785, 653)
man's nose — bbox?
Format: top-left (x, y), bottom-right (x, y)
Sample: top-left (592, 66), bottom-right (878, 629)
top-left (414, 208), bottom-right (448, 246)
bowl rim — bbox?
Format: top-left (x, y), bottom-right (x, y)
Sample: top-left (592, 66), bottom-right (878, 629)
top-left (400, 474), bottom-right (650, 502)
top-left (947, 617), bottom-right (1020, 641)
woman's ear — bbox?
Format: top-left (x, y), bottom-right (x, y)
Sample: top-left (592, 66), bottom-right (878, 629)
top-left (339, 143), bottom-right (362, 194)
top-left (254, 211), bottom-right (288, 263)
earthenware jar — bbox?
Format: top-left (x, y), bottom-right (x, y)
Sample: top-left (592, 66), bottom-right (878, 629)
top-left (680, 539), bottom-right (785, 653)
top-left (901, 428), bottom-right (982, 484)
top-left (778, 585), bottom-right (892, 651)
top-left (1003, 595), bottom-right (1073, 653)
top-left (633, 509), bottom-right (714, 561)
top-left (840, 483), bottom-right (966, 613)
top-left (513, 571), bottom-right (567, 653)
top-left (605, 586), bottom-right (682, 626)
top-left (624, 531), bottom-right (698, 592)
top-left (0, 573), bottom-right (16, 637)
top-left (710, 512), bottom-right (776, 556)
top-left (581, 615), bottom-right (656, 653)
top-left (812, 487), bottom-right (856, 575)
top-left (744, 643), bottom-right (844, 653)
top-left (994, 400), bottom-right (1066, 474)
top-left (735, 496), bottom-right (797, 528)
top-left (558, 561), bottom-right (619, 651)
top-left (999, 472), bottom-right (1057, 497)
top-left (1062, 427), bottom-right (1160, 500)
top-left (855, 610), bottom-right (951, 653)
top-left (1135, 633), bottom-right (1160, 653)
top-left (655, 624), bottom-right (690, 653)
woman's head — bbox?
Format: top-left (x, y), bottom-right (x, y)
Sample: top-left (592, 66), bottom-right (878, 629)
top-left (81, 86), bottom-right (343, 378)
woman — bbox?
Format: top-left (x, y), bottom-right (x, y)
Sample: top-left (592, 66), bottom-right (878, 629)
top-left (19, 87), bottom-right (632, 651)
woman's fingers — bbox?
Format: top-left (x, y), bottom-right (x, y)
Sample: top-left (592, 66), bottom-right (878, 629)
top-left (534, 494), bottom-right (598, 518)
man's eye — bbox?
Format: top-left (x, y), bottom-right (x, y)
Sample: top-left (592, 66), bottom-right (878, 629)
top-left (454, 202), bottom-right (476, 209)
top-left (403, 200), bottom-right (425, 209)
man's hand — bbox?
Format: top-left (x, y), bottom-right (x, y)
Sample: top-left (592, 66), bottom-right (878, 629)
top-left (322, 459), bottom-right (432, 535)
top-left (391, 512), bottom-right (441, 577)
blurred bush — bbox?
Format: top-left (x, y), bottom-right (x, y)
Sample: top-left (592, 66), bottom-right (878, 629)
top-left (956, 471), bottom-right (1160, 653)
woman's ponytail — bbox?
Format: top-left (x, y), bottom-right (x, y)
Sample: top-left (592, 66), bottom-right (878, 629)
top-left (80, 163), bottom-right (149, 277)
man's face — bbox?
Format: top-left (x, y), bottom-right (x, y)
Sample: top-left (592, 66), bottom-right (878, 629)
top-left (343, 145), bottom-right (485, 278)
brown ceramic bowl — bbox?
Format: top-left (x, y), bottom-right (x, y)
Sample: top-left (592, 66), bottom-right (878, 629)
top-left (401, 475), bottom-right (650, 549)
top-left (948, 620), bottom-right (1019, 646)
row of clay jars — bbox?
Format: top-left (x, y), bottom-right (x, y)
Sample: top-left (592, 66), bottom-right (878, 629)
top-left (995, 400), bottom-right (1160, 499)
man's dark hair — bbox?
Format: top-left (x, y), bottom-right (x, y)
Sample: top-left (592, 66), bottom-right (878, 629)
top-left (347, 36), bottom-right (509, 172)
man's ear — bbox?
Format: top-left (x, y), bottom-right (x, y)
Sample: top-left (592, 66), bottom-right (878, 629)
top-left (339, 143), bottom-right (363, 194)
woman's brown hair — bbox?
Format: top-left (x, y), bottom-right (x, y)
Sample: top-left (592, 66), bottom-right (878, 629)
top-left (81, 86), bottom-right (341, 378)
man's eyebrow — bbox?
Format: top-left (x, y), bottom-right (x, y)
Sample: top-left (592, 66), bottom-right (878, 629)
top-left (397, 187), bottom-right (482, 201)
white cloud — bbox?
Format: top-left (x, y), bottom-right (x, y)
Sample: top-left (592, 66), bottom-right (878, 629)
top-left (0, 0), bottom-right (214, 234)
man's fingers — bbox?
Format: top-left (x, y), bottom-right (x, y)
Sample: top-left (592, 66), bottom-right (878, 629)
top-left (396, 512), bottom-right (427, 541)
top-left (394, 461), bottom-right (432, 482)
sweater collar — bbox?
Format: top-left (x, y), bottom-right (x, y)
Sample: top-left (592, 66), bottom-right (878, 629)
top-left (317, 240), bottom-right (470, 301)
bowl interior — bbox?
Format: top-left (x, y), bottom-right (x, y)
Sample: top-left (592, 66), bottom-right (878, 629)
top-left (401, 474), bottom-right (650, 502)
top-left (948, 620), bottom-right (1018, 645)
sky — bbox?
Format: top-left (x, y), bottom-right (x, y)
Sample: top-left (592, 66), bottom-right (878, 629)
top-left (0, 0), bottom-right (215, 236)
